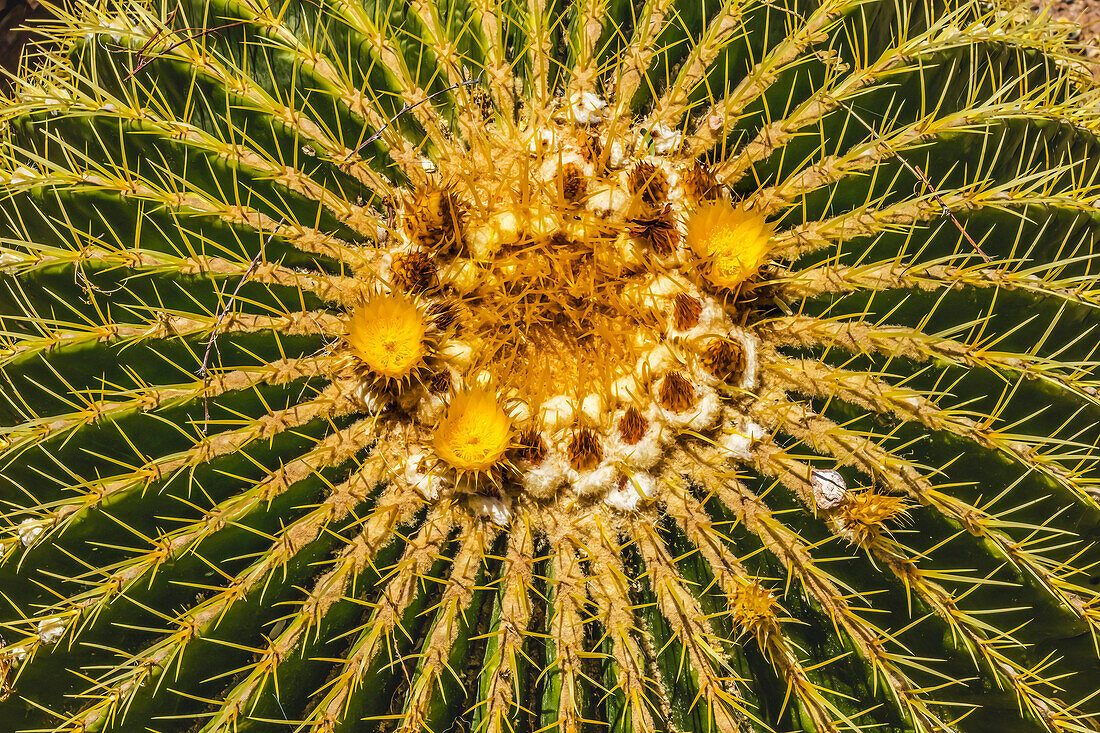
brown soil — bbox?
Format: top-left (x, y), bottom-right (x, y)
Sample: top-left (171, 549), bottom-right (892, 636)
top-left (1034, 0), bottom-right (1100, 77)
top-left (1037, 0), bottom-right (1100, 40)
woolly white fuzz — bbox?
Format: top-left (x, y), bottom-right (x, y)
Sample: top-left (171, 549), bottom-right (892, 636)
top-left (671, 298), bottom-right (728, 341)
top-left (637, 345), bottom-right (680, 382)
top-left (568, 92), bottom-right (607, 124)
top-left (441, 258), bottom-right (482, 294)
top-left (811, 469), bottom-right (848, 510)
top-left (610, 374), bottom-right (643, 405)
top-left (719, 419), bottom-right (765, 460)
top-left (416, 391), bottom-right (448, 424)
top-left (586, 183), bottom-right (629, 216)
top-left (522, 449), bottom-right (569, 499)
top-left (581, 394), bottom-right (604, 424)
top-left (655, 385), bottom-right (720, 432)
top-left (439, 341), bottom-right (474, 370)
top-left (9, 167), bottom-right (36, 186)
top-left (37, 618), bottom-right (66, 645)
top-left (649, 123), bottom-right (682, 154)
top-left (730, 326), bottom-right (759, 392)
top-left (605, 406), bottom-right (667, 470)
top-left (613, 232), bottom-right (646, 267)
top-left (468, 495), bottom-right (512, 527)
top-left (18, 519), bottom-right (43, 548)
top-left (352, 383), bottom-right (389, 414)
top-left (570, 461), bottom-right (619, 497)
top-left (403, 452), bottom-right (448, 501)
top-left (603, 472), bottom-right (659, 512)
top-left (689, 390), bottom-right (722, 430)
top-left (540, 395), bottom-right (576, 432)
top-left (0, 251), bottom-right (22, 271)
top-left (509, 400), bottom-right (532, 423)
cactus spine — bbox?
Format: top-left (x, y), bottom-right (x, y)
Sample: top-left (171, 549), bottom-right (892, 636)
top-left (1, 0), bottom-right (1100, 731)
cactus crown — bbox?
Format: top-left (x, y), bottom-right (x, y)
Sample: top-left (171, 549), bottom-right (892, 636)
top-left (1, 0), bottom-right (1100, 731)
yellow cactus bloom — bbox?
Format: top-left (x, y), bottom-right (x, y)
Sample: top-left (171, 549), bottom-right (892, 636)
top-left (433, 389), bottom-right (513, 472)
top-left (686, 201), bottom-right (775, 290)
top-left (345, 292), bottom-right (429, 381)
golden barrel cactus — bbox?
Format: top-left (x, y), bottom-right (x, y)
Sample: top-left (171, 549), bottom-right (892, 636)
top-left (1, 0), bottom-right (1099, 730)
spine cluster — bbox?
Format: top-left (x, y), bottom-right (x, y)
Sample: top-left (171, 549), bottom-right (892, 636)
top-left (341, 110), bottom-right (773, 516)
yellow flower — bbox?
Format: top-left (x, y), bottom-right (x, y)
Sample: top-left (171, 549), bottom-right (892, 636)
top-left (345, 292), bottom-right (429, 382)
top-left (686, 201), bottom-right (774, 290)
top-left (433, 389), bottom-right (513, 473)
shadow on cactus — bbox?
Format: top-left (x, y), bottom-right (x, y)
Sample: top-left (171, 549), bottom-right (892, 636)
top-left (1, 0), bottom-right (1100, 730)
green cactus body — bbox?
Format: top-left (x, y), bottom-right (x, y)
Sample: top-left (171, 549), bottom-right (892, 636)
top-left (0, 0), bottom-right (1099, 730)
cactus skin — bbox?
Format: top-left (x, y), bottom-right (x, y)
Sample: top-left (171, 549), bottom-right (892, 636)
top-left (1, 0), bottom-right (1100, 731)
